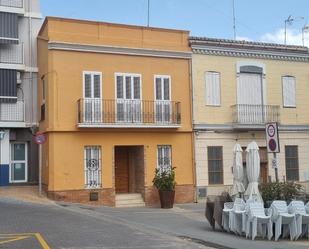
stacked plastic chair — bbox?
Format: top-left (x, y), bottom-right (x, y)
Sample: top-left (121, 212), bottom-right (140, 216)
top-left (288, 200), bottom-right (309, 239)
top-left (229, 198), bottom-right (246, 235)
top-left (270, 200), bottom-right (297, 241)
top-left (246, 202), bottom-right (273, 240)
top-left (222, 202), bottom-right (234, 232)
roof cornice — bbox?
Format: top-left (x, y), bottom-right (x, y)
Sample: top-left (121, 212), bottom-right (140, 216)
top-left (191, 45), bottom-right (309, 62)
top-left (190, 37), bottom-right (309, 62)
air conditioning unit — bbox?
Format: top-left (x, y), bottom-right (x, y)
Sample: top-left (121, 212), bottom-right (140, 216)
top-left (17, 72), bottom-right (22, 85)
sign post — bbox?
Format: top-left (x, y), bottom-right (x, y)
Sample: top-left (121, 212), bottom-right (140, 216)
top-left (266, 122), bottom-right (280, 182)
top-left (34, 132), bottom-right (47, 196)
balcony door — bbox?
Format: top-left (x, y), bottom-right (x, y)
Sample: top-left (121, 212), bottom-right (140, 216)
top-left (10, 143), bottom-right (27, 183)
top-left (155, 76), bottom-right (171, 124)
top-left (116, 74), bottom-right (142, 123)
top-left (83, 72), bottom-right (102, 123)
top-left (237, 71), bottom-right (264, 123)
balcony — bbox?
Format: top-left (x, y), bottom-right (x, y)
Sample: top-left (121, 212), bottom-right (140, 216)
top-left (0, 0), bottom-right (23, 8)
top-left (232, 104), bottom-right (280, 129)
top-left (77, 99), bottom-right (181, 128)
top-left (0, 43), bottom-right (24, 66)
top-left (0, 100), bottom-right (25, 125)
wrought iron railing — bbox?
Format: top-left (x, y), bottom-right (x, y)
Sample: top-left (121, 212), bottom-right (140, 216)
top-left (0, 100), bottom-right (24, 122)
top-left (77, 99), bottom-right (181, 126)
top-left (232, 104), bottom-right (280, 124)
top-left (0, 43), bottom-right (24, 64)
top-left (0, 0), bottom-right (23, 8)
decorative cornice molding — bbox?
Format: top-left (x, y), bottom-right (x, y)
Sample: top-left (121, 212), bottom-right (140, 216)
top-left (194, 123), bottom-right (309, 132)
top-left (192, 46), bottom-right (309, 62)
top-left (48, 42), bottom-right (192, 59)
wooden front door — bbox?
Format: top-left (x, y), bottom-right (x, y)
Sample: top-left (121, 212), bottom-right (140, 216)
top-left (115, 147), bottom-right (129, 193)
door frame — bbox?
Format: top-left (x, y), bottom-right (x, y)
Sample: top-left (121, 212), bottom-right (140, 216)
top-left (9, 142), bottom-right (28, 183)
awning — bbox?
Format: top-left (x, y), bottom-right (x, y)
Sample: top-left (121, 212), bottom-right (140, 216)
top-left (0, 12), bottom-right (19, 44)
top-left (0, 69), bottom-right (17, 103)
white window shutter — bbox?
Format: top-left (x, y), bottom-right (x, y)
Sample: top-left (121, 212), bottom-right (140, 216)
top-left (84, 74), bottom-right (92, 98)
top-left (283, 76), bottom-right (296, 107)
top-left (206, 72), bottom-right (220, 106)
top-left (93, 74), bottom-right (101, 98)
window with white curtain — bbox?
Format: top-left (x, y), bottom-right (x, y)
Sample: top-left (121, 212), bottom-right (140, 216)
top-left (205, 72), bottom-right (221, 106)
top-left (282, 76), bottom-right (296, 107)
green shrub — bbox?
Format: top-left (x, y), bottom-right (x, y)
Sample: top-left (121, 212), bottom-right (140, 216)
top-left (152, 167), bottom-right (176, 191)
top-left (259, 182), bottom-right (304, 202)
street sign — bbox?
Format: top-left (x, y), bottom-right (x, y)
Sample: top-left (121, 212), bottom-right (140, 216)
top-left (34, 132), bottom-right (46, 145)
top-left (266, 122), bottom-right (280, 153)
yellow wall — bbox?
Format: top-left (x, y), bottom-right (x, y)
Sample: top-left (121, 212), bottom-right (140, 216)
top-left (193, 54), bottom-right (309, 125)
top-left (45, 132), bottom-right (193, 191)
top-left (38, 17), bottom-right (194, 192)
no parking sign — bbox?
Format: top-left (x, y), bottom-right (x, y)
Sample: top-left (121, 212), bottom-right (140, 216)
top-left (266, 122), bottom-right (280, 153)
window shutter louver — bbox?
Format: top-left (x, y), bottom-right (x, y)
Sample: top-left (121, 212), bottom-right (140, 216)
top-left (156, 78), bottom-right (162, 100)
top-left (116, 76), bottom-right (123, 99)
top-left (133, 77), bottom-right (140, 99)
top-left (125, 76), bottom-right (131, 99)
top-left (93, 74), bottom-right (101, 98)
top-left (206, 72), bottom-right (220, 106)
top-left (163, 78), bottom-right (170, 100)
top-left (84, 74), bottom-right (92, 98)
top-left (282, 76), bottom-right (296, 107)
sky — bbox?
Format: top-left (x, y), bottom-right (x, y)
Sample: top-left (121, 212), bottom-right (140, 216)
top-left (41, 0), bottom-right (309, 46)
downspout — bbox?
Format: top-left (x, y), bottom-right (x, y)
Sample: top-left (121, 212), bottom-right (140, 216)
top-left (189, 52), bottom-right (198, 203)
top-left (28, 0), bottom-right (34, 126)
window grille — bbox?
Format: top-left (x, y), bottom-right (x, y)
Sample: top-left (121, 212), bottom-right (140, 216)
top-left (84, 146), bottom-right (102, 188)
top-left (157, 145), bottom-right (172, 174)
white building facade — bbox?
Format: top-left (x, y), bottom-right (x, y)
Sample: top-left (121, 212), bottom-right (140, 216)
top-left (0, 0), bottom-right (41, 185)
top-left (190, 37), bottom-right (309, 200)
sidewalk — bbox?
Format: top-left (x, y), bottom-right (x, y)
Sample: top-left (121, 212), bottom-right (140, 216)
top-left (0, 186), bottom-right (54, 205)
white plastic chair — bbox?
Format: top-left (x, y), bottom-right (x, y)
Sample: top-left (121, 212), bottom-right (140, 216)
top-left (246, 202), bottom-right (273, 240)
top-left (288, 200), bottom-right (309, 239)
top-left (271, 200), bottom-right (297, 241)
top-left (242, 198), bottom-right (262, 234)
top-left (222, 202), bottom-right (233, 232)
top-left (229, 198), bottom-right (246, 235)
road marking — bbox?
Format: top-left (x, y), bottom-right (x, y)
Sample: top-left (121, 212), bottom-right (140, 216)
top-left (0, 235), bottom-right (31, 245)
top-left (0, 233), bottom-right (51, 249)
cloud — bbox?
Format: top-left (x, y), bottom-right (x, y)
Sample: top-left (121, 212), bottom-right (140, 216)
top-left (260, 28), bottom-right (309, 46)
top-left (236, 36), bottom-right (252, 41)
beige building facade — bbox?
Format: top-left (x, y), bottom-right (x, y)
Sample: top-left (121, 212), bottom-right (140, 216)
top-left (190, 37), bottom-right (309, 199)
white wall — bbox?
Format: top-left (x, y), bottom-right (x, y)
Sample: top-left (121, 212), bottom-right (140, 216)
top-left (0, 129), bottom-right (10, 165)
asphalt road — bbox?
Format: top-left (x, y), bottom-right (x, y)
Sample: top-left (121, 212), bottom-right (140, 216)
top-left (0, 198), bottom-right (210, 249)
top-left (0, 198), bottom-right (308, 249)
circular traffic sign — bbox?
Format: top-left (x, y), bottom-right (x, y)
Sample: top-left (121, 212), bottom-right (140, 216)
top-left (34, 132), bottom-right (46, 145)
top-left (267, 124), bottom-right (276, 137)
top-left (268, 139), bottom-right (277, 151)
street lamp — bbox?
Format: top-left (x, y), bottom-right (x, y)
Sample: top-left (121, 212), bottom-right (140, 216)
top-left (284, 15), bottom-right (304, 45)
top-left (302, 24), bottom-right (309, 47)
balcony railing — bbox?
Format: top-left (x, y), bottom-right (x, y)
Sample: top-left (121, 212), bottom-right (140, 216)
top-left (0, 0), bottom-right (23, 8)
top-left (77, 99), bottom-right (181, 128)
top-left (232, 104), bottom-right (280, 124)
top-left (0, 43), bottom-right (24, 64)
top-left (0, 100), bottom-right (24, 122)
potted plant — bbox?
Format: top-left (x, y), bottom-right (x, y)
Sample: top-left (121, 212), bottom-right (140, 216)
top-left (152, 167), bottom-right (176, 208)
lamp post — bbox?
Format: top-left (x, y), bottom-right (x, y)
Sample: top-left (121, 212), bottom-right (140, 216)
top-left (284, 15), bottom-right (304, 45)
top-left (302, 24), bottom-right (309, 47)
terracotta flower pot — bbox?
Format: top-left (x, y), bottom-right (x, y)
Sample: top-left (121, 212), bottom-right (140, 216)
top-left (159, 190), bottom-right (175, 209)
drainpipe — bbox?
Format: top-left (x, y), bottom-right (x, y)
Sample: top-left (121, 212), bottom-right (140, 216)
top-left (28, 0), bottom-right (34, 126)
top-left (189, 55), bottom-right (198, 203)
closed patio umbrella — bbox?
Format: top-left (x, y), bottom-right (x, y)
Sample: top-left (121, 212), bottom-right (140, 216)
top-left (231, 144), bottom-right (245, 198)
top-left (244, 141), bottom-right (263, 202)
